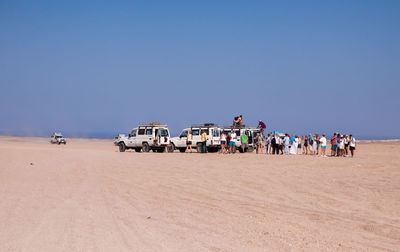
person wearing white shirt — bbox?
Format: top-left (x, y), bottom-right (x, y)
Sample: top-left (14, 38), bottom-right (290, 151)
top-left (349, 134), bottom-right (356, 157)
top-left (320, 134), bottom-right (327, 157)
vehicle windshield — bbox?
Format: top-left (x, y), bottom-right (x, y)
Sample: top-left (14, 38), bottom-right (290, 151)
top-left (55, 135), bottom-right (63, 138)
top-left (160, 129), bottom-right (169, 136)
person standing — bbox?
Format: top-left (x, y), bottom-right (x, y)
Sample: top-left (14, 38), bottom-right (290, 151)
top-left (290, 135), bottom-right (298, 154)
top-left (330, 133), bottom-right (337, 156)
top-left (344, 135), bottom-right (349, 156)
top-left (256, 133), bottom-right (263, 154)
top-left (201, 130), bottom-right (208, 153)
top-left (349, 134), bottom-right (356, 157)
top-left (303, 136), bottom-right (308, 155)
top-left (308, 135), bottom-right (314, 155)
top-left (220, 131), bottom-right (227, 154)
top-left (230, 130), bottom-right (237, 153)
top-left (186, 130), bottom-right (193, 153)
top-left (240, 132), bottom-right (248, 153)
top-left (320, 134), bottom-right (327, 156)
top-left (339, 136), bottom-right (345, 156)
top-left (271, 135), bottom-right (277, 155)
top-left (297, 136), bottom-right (302, 154)
top-left (266, 133), bottom-right (272, 154)
top-left (284, 134), bottom-right (290, 155)
top-left (315, 134), bottom-right (320, 155)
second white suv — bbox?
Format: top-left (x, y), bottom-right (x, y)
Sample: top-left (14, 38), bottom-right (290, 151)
top-left (171, 123), bottom-right (221, 152)
top-left (116, 123), bottom-right (173, 153)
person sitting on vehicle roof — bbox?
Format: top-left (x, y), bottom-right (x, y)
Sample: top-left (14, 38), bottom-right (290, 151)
top-left (257, 120), bottom-right (266, 129)
top-left (233, 115), bottom-right (243, 126)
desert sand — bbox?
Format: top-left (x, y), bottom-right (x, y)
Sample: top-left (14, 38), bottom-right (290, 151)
top-left (0, 136), bottom-right (399, 251)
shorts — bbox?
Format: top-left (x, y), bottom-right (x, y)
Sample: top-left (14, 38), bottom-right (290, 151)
top-left (317, 144), bottom-right (320, 149)
top-left (187, 141), bottom-right (192, 146)
top-left (350, 146), bottom-right (355, 151)
top-left (230, 141), bottom-right (236, 147)
top-left (331, 144), bottom-right (336, 151)
top-left (298, 144), bottom-right (301, 148)
top-left (321, 145), bottom-right (326, 149)
top-left (221, 140), bottom-right (226, 145)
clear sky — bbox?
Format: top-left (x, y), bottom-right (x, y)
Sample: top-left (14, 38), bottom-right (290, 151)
top-left (1, 0), bottom-right (399, 139)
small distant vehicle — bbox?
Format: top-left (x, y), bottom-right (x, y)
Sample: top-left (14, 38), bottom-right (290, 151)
top-left (170, 123), bottom-right (221, 152)
top-left (222, 125), bottom-right (261, 152)
top-left (50, 132), bottom-right (66, 145)
top-left (116, 122), bottom-right (173, 153)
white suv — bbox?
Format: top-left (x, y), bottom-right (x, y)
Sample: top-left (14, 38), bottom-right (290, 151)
top-left (222, 126), bottom-right (261, 152)
top-left (50, 132), bottom-right (66, 145)
top-left (116, 123), bottom-right (173, 153)
top-left (171, 123), bottom-right (221, 152)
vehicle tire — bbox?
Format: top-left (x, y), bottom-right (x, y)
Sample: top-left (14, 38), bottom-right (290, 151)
top-left (159, 147), bottom-right (166, 153)
top-left (119, 142), bottom-right (126, 152)
top-left (63, 142), bottom-right (66, 145)
top-left (196, 144), bottom-right (202, 153)
top-left (247, 146), bottom-right (254, 152)
top-left (142, 142), bottom-right (150, 152)
top-left (167, 144), bottom-right (174, 153)
top-left (58, 142), bottom-right (61, 145)
top-left (178, 148), bottom-right (186, 153)
top-left (134, 147), bottom-right (141, 152)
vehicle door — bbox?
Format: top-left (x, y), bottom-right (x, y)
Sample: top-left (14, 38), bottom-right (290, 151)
top-left (177, 130), bottom-right (188, 147)
top-left (211, 128), bottom-right (220, 146)
top-left (191, 128), bottom-right (200, 145)
top-left (127, 129), bottom-right (137, 147)
top-left (246, 130), bottom-right (253, 145)
top-left (235, 129), bottom-right (241, 146)
top-left (158, 128), bottom-right (170, 145)
top-left (137, 127), bottom-right (146, 146)
top-left (146, 127), bottom-right (154, 145)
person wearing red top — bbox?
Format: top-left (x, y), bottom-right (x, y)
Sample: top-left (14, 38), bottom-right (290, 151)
top-left (330, 133), bottom-right (337, 156)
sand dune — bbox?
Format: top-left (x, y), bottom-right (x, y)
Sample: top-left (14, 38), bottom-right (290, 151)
top-left (0, 136), bottom-right (399, 251)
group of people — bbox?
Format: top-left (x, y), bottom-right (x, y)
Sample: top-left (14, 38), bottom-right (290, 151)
top-left (262, 133), bottom-right (357, 157)
top-left (186, 115), bottom-right (358, 157)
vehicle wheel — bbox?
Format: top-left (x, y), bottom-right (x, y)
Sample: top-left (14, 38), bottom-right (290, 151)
top-left (134, 147), bottom-right (141, 152)
top-left (142, 142), bottom-right (150, 152)
top-left (179, 148), bottom-right (186, 153)
top-left (167, 144), bottom-right (174, 153)
top-left (196, 144), bottom-right (202, 153)
top-left (159, 147), bottom-right (166, 153)
top-left (63, 142), bottom-right (66, 145)
top-left (119, 143), bottom-right (126, 152)
top-left (247, 146), bottom-right (254, 152)
top-left (58, 142), bottom-right (61, 145)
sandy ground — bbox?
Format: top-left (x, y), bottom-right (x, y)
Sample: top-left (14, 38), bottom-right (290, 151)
top-left (0, 136), bottom-right (399, 252)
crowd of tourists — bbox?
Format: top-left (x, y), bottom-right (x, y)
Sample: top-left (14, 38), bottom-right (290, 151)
top-left (217, 131), bottom-right (356, 157)
top-left (217, 115), bottom-right (357, 157)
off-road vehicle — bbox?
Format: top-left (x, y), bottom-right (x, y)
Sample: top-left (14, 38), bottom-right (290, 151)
top-left (171, 123), bottom-right (221, 152)
top-left (116, 123), bottom-right (173, 153)
top-left (50, 132), bottom-right (66, 145)
top-left (222, 125), bottom-right (261, 152)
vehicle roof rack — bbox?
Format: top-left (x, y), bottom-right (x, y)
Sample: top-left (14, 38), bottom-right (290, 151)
top-left (222, 124), bottom-right (248, 129)
top-left (138, 122), bottom-right (167, 127)
top-left (190, 123), bottom-right (218, 128)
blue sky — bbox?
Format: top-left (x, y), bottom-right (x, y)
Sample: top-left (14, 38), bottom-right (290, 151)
top-left (0, 0), bottom-right (399, 138)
